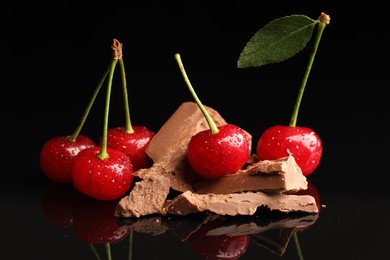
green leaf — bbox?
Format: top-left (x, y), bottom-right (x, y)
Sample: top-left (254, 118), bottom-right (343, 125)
top-left (237, 15), bottom-right (317, 68)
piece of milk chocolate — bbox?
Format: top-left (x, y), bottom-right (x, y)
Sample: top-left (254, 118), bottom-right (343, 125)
top-left (162, 190), bottom-right (318, 216)
top-left (194, 155), bottom-right (308, 194)
top-left (115, 173), bottom-right (171, 218)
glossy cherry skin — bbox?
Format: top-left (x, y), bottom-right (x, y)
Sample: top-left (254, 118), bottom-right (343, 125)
top-left (40, 135), bottom-right (96, 183)
top-left (73, 199), bottom-right (130, 244)
top-left (102, 126), bottom-right (155, 171)
top-left (188, 220), bottom-right (249, 260)
top-left (256, 125), bottom-right (322, 176)
top-left (187, 124), bottom-right (250, 179)
top-left (71, 146), bottom-right (134, 201)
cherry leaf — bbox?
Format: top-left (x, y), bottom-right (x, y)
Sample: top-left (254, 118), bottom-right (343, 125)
top-left (237, 15), bottom-right (317, 68)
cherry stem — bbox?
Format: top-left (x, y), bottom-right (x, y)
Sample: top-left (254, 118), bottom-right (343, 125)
top-left (105, 243), bottom-right (112, 260)
top-left (97, 39), bottom-right (120, 160)
top-left (67, 64), bottom-right (110, 142)
top-left (174, 53), bottom-right (220, 135)
top-left (89, 244), bottom-right (102, 260)
top-left (116, 40), bottom-right (135, 134)
top-left (289, 12), bottom-right (329, 127)
top-left (128, 230), bottom-right (133, 260)
top-left (293, 232), bottom-right (304, 260)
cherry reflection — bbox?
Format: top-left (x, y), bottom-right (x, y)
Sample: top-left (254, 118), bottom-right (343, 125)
top-left (41, 182), bottom-right (89, 228)
top-left (188, 219), bottom-right (249, 260)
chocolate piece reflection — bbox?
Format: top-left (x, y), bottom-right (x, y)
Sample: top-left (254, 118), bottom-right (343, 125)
top-left (118, 212), bottom-right (318, 256)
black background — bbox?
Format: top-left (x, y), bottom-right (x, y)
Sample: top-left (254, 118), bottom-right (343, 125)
top-left (2, 1), bottom-right (389, 259)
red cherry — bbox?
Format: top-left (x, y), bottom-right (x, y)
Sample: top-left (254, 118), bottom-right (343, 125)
top-left (174, 53), bottom-right (251, 179)
top-left (187, 124), bottom-right (250, 179)
top-left (73, 199), bottom-right (129, 244)
top-left (103, 126), bottom-right (155, 171)
top-left (188, 220), bottom-right (249, 260)
top-left (71, 146), bottom-right (134, 201)
top-left (238, 16), bottom-right (329, 177)
top-left (40, 135), bottom-right (96, 183)
top-left (256, 125), bottom-right (322, 176)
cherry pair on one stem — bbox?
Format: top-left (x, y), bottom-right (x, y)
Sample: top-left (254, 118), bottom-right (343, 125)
top-left (175, 53), bottom-right (251, 179)
top-left (71, 39), bottom-right (140, 201)
top-left (101, 47), bottom-right (154, 171)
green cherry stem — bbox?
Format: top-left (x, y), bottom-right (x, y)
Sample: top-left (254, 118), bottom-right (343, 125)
top-left (289, 12), bottom-right (330, 127)
top-left (97, 39), bottom-right (120, 160)
top-left (174, 53), bottom-right (220, 135)
top-left (89, 244), bottom-right (102, 260)
top-left (105, 243), bottom-right (112, 260)
top-left (116, 39), bottom-right (135, 134)
top-left (293, 233), bottom-right (304, 260)
top-left (67, 63), bottom-right (110, 142)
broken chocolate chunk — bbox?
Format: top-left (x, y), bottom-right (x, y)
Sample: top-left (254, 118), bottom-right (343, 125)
top-left (162, 190), bottom-right (318, 216)
top-left (194, 155), bottom-right (308, 194)
top-left (115, 173), bottom-right (170, 218)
